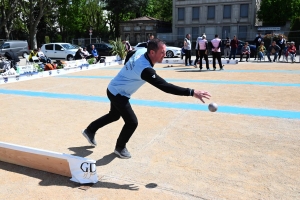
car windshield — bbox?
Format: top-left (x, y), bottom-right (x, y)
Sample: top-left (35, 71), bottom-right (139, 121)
top-left (104, 43), bottom-right (113, 48)
top-left (61, 43), bottom-right (77, 49)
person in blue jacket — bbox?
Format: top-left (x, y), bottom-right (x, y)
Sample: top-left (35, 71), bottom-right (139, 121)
top-left (82, 39), bottom-right (211, 159)
top-left (90, 45), bottom-right (100, 63)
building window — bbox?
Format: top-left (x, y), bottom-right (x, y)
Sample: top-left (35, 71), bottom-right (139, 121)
top-left (207, 6), bottom-right (215, 20)
top-left (240, 4), bottom-right (248, 18)
top-left (124, 27), bottom-right (131, 31)
top-left (134, 26), bottom-right (141, 31)
top-left (222, 26), bottom-right (230, 39)
top-left (192, 27), bottom-right (199, 41)
top-left (192, 7), bottom-right (200, 20)
top-left (177, 27), bottom-right (185, 40)
top-left (145, 26), bottom-right (153, 31)
top-left (178, 8), bottom-right (185, 21)
top-left (223, 5), bottom-right (231, 19)
top-left (238, 26), bottom-right (247, 40)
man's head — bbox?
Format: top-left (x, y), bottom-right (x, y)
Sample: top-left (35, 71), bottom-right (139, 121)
top-left (215, 34), bottom-right (219, 38)
top-left (272, 41), bottom-right (276, 45)
top-left (147, 39), bottom-right (166, 64)
top-left (233, 35), bottom-right (236, 40)
top-left (83, 47), bottom-right (87, 51)
top-left (260, 42), bottom-right (264, 46)
top-left (149, 34), bottom-right (154, 40)
top-left (244, 42), bottom-right (248, 46)
top-left (186, 34), bottom-right (191, 39)
top-left (202, 35), bottom-right (206, 39)
top-left (33, 49), bottom-right (38, 53)
top-left (91, 45), bottom-right (95, 49)
top-left (291, 41), bottom-right (295, 46)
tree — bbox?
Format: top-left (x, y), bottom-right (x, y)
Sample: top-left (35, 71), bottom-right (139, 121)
top-left (104, 0), bottom-right (148, 38)
top-left (0, 0), bottom-right (21, 39)
top-left (19, 0), bottom-right (54, 49)
top-left (257, 0), bottom-right (300, 26)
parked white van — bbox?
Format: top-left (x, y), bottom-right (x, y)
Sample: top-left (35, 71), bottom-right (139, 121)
top-left (40, 43), bottom-right (78, 61)
top-left (0, 40), bottom-right (30, 58)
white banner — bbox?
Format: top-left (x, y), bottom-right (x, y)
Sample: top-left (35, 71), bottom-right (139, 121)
top-left (0, 60), bottom-right (119, 85)
top-left (65, 154), bottom-right (98, 184)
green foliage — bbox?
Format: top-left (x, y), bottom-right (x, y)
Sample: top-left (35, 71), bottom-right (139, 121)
top-left (45, 36), bottom-right (50, 44)
top-left (289, 17), bottom-right (300, 45)
top-left (257, 0), bottom-right (300, 26)
top-left (87, 58), bottom-right (96, 64)
top-left (56, 34), bottom-right (62, 42)
top-left (109, 38), bottom-right (126, 60)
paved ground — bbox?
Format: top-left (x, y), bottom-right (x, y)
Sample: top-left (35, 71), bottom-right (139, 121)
top-left (0, 58), bottom-right (299, 200)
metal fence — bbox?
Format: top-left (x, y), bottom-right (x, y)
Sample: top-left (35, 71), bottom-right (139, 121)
top-left (71, 38), bottom-right (102, 47)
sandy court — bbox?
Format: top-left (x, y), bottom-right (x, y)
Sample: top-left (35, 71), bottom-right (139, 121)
top-left (0, 60), bottom-right (300, 200)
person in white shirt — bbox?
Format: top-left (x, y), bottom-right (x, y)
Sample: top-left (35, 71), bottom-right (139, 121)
top-left (184, 34), bottom-right (192, 66)
top-left (210, 34), bottom-right (223, 70)
top-left (82, 47), bottom-right (92, 59)
top-left (37, 48), bottom-right (51, 63)
top-left (198, 35), bottom-right (209, 70)
top-left (193, 33), bottom-right (204, 68)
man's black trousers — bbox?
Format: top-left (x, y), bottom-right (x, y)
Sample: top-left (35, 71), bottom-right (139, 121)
top-left (87, 89), bottom-right (138, 149)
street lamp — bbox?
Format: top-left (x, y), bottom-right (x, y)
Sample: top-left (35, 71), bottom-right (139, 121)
top-left (89, 26), bottom-right (93, 44)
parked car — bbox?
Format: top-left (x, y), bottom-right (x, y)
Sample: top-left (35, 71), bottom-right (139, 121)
top-left (133, 42), bottom-right (181, 58)
top-left (0, 40), bottom-right (30, 58)
top-left (85, 43), bottom-right (113, 56)
top-left (40, 43), bottom-right (78, 61)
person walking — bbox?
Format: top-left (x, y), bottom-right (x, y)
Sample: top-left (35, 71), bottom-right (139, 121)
top-left (184, 34), bottom-right (192, 66)
top-left (211, 34), bottom-right (223, 70)
top-left (276, 35), bottom-right (286, 61)
top-left (193, 34), bottom-right (203, 68)
top-left (229, 35), bottom-right (238, 60)
top-left (198, 35), bottom-right (209, 71)
top-left (224, 37), bottom-right (231, 59)
top-left (81, 39), bottom-right (211, 159)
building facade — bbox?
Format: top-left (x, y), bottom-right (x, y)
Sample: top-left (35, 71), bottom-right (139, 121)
top-left (173, 0), bottom-right (261, 44)
top-left (119, 16), bottom-right (172, 46)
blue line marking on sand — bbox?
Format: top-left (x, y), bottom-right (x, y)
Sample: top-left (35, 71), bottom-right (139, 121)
top-left (95, 67), bottom-right (300, 74)
top-left (0, 89), bottom-right (299, 120)
top-left (58, 75), bottom-right (300, 87)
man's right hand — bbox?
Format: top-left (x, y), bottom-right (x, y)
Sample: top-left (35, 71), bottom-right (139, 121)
top-left (193, 90), bottom-right (211, 103)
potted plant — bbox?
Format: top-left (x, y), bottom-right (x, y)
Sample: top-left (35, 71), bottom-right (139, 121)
top-left (109, 38), bottom-right (126, 63)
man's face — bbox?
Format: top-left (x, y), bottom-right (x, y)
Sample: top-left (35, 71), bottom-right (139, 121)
top-left (92, 45), bottom-right (95, 49)
top-left (272, 41), bottom-right (276, 46)
top-left (150, 35), bottom-right (154, 40)
top-left (151, 44), bottom-right (166, 63)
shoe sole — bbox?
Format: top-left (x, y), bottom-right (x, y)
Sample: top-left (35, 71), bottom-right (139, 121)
top-left (82, 130), bottom-right (97, 146)
top-left (114, 150), bottom-right (131, 159)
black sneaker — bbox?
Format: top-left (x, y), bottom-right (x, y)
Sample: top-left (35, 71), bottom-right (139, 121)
top-left (114, 147), bottom-right (131, 159)
top-left (82, 129), bottom-right (97, 146)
